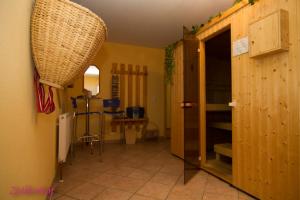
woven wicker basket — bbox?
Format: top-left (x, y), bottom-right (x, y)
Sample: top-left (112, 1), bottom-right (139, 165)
top-left (31, 0), bottom-right (107, 88)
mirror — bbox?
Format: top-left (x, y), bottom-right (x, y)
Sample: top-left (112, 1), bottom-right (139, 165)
top-left (83, 65), bottom-right (100, 96)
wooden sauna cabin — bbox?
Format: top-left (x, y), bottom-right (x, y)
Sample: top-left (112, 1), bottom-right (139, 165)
top-left (170, 0), bottom-right (300, 199)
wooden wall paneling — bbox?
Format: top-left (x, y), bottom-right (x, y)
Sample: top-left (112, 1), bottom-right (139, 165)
top-left (128, 64), bottom-right (133, 107)
top-left (247, 7), bottom-right (260, 196)
top-left (276, 54), bottom-right (289, 199)
top-left (278, 2), bottom-right (294, 199)
top-left (178, 44), bottom-right (184, 159)
top-left (196, 0), bottom-right (300, 199)
top-left (135, 65), bottom-right (141, 106)
top-left (120, 64), bottom-right (126, 110)
top-left (112, 63), bottom-right (118, 74)
top-left (132, 67), bottom-right (136, 107)
top-left (262, 50), bottom-right (272, 199)
top-left (287, 0), bottom-right (300, 198)
top-left (244, 6), bottom-right (260, 195)
top-left (244, 13), bottom-right (253, 195)
top-left (127, 64), bottom-right (133, 129)
top-left (230, 20), bottom-right (240, 191)
top-left (199, 41), bottom-right (206, 165)
top-left (235, 7), bottom-right (250, 193)
top-left (143, 66), bottom-right (148, 113)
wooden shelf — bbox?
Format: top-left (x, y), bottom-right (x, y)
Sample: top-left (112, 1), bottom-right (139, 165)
top-left (214, 143), bottom-right (232, 158)
top-left (202, 159), bottom-right (232, 183)
top-left (206, 104), bottom-right (231, 112)
top-left (208, 122), bottom-right (232, 131)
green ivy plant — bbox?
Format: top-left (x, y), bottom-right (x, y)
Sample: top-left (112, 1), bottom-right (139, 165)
top-left (208, 12), bottom-right (222, 23)
top-left (189, 24), bottom-right (204, 34)
top-left (248, 0), bottom-right (257, 5)
top-left (164, 0), bottom-right (258, 85)
top-left (165, 43), bottom-right (177, 84)
top-left (233, 0), bottom-right (242, 5)
top-left (191, 25), bottom-right (200, 34)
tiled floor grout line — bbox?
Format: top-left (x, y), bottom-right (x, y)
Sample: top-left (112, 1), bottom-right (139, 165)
top-left (54, 154), bottom-right (119, 199)
top-left (55, 144), bottom-right (163, 199)
top-left (88, 162), bottom-right (145, 199)
top-left (126, 162), bottom-right (164, 200)
top-left (164, 170), bottom-right (184, 200)
top-left (89, 145), bottom-right (169, 200)
top-left (125, 146), bottom-right (175, 200)
top-left (200, 172), bottom-right (209, 200)
top-left (56, 167), bottom-right (174, 199)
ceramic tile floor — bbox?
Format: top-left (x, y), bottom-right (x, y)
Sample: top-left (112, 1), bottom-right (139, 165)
top-left (51, 140), bottom-right (255, 200)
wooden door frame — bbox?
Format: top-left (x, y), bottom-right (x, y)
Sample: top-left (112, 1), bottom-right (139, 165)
top-left (199, 40), bottom-right (206, 166)
top-left (198, 24), bottom-right (233, 182)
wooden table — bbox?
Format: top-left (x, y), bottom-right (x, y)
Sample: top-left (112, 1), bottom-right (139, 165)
top-left (111, 117), bottom-right (148, 132)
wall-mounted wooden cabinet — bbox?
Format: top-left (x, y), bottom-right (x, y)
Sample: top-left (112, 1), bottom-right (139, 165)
top-left (249, 9), bottom-right (289, 58)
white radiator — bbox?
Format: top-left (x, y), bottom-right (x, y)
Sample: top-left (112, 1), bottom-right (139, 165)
top-left (58, 113), bottom-right (73, 163)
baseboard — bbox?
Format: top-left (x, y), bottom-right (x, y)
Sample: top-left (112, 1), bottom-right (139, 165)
top-left (102, 136), bottom-right (168, 144)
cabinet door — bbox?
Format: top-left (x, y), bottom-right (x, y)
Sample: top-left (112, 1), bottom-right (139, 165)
top-left (171, 43), bottom-right (184, 159)
top-left (249, 9), bottom-right (289, 58)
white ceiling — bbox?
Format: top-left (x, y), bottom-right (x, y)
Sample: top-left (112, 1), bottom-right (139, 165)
top-left (73, 0), bottom-right (234, 48)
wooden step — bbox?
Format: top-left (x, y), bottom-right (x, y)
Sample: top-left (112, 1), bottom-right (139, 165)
top-left (214, 143), bottom-right (232, 158)
top-left (206, 104), bottom-right (231, 112)
top-left (203, 159), bottom-right (232, 182)
top-left (208, 122), bottom-right (232, 131)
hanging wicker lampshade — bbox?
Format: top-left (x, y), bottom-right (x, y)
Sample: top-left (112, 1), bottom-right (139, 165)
top-left (31, 0), bottom-right (107, 88)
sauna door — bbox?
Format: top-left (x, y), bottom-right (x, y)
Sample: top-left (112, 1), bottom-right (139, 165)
top-left (182, 37), bottom-right (200, 183)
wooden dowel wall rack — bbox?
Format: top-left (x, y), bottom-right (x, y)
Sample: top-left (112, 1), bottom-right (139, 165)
top-left (111, 63), bottom-right (148, 129)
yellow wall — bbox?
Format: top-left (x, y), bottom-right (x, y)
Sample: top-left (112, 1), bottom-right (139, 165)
top-left (0, 0), bottom-right (59, 199)
top-left (66, 42), bottom-right (165, 141)
top-left (84, 76), bottom-right (99, 95)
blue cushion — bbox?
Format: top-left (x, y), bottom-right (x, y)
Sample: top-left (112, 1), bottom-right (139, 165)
top-left (103, 98), bottom-right (120, 108)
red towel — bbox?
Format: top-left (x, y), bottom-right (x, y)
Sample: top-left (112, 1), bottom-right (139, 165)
top-left (34, 70), bottom-right (55, 114)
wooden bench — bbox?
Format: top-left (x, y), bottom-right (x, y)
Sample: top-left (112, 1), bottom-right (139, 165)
top-left (209, 122), bottom-right (232, 131)
top-left (214, 143), bottom-right (232, 160)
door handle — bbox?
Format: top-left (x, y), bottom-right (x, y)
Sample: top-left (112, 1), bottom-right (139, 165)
top-left (228, 101), bottom-right (237, 107)
top-left (181, 102), bottom-right (197, 108)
